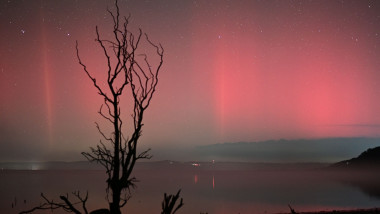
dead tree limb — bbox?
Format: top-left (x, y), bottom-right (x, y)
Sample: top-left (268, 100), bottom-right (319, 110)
top-left (288, 204), bottom-right (297, 214)
top-left (20, 192), bottom-right (88, 214)
top-left (161, 190), bottom-right (184, 214)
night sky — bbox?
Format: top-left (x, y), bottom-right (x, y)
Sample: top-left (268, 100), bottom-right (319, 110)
top-left (1, 0), bottom-right (380, 162)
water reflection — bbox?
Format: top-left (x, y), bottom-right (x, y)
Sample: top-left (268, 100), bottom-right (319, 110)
top-left (194, 174), bottom-right (215, 189)
top-left (3, 163), bottom-right (380, 214)
top-left (332, 170), bottom-right (380, 200)
top-left (193, 174), bottom-right (215, 189)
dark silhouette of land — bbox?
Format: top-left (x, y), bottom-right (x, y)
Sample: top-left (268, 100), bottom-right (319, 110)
top-left (280, 147), bottom-right (380, 214)
top-left (282, 207), bottom-right (380, 214)
top-left (331, 146), bottom-right (380, 169)
top-left (286, 147), bottom-right (380, 214)
top-left (327, 146), bottom-right (380, 200)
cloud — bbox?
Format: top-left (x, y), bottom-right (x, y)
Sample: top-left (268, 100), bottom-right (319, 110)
top-left (325, 124), bottom-right (380, 128)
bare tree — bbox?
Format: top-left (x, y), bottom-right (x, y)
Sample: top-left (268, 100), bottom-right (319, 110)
top-left (76, 2), bottom-right (162, 214)
top-left (22, 1), bottom-right (183, 214)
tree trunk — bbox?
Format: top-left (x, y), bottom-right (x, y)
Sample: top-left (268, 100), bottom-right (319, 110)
top-left (110, 99), bottom-right (121, 214)
top-left (110, 189), bottom-right (121, 214)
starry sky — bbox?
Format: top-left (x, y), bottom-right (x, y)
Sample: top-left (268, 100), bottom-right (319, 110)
top-left (1, 0), bottom-right (380, 162)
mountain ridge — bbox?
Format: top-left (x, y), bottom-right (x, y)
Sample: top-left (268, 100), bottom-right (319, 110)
top-left (332, 146), bottom-right (380, 169)
top-left (196, 137), bottom-right (380, 162)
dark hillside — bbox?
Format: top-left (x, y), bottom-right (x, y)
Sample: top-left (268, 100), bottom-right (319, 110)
top-left (332, 146), bottom-right (380, 169)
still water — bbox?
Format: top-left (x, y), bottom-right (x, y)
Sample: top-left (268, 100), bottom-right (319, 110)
top-left (1, 162), bottom-right (379, 214)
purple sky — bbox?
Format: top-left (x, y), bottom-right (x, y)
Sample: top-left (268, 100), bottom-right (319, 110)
top-left (1, 0), bottom-right (380, 161)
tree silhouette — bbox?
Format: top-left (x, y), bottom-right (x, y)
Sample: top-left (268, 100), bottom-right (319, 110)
top-left (21, 1), bottom-right (182, 213)
top-left (161, 190), bottom-right (184, 214)
top-left (76, 3), bottom-right (162, 214)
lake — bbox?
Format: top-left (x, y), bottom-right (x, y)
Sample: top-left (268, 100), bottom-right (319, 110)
top-left (1, 162), bottom-right (380, 214)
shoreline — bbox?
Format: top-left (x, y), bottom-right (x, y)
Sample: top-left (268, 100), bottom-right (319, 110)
top-left (280, 207), bottom-right (380, 214)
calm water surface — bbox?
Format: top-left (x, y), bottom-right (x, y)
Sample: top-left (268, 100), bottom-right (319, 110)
top-left (1, 162), bottom-right (379, 214)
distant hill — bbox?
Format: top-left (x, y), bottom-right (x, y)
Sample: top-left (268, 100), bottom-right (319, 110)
top-left (195, 138), bottom-right (380, 162)
top-left (0, 161), bottom-right (103, 170)
top-left (332, 146), bottom-right (380, 169)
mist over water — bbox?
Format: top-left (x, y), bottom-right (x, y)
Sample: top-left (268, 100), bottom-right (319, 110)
top-left (1, 162), bottom-right (380, 214)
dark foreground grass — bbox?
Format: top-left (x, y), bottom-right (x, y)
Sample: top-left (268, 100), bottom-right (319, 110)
top-left (280, 207), bottom-right (380, 214)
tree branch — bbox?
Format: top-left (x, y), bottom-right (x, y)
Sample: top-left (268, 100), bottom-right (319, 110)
top-left (20, 192), bottom-right (89, 214)
top-left (76, 41), bottom-right (112, 103)
top-left (161, 190), bottom-right (184, 214)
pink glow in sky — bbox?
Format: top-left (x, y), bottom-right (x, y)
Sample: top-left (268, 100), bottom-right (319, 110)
top-left (1, 0), bottom-right (380, 161)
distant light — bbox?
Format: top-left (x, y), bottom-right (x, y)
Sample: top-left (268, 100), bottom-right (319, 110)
top-left (31, 163), bottom-right (41, 170)
top-left (192, 163), bottom-right (200, 167)
top-left (21, 29), bottom-right (25, 34)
